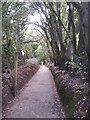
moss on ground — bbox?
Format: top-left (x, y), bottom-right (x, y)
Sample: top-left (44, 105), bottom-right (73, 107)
top-left (55, 79), bottom-right (83, 118)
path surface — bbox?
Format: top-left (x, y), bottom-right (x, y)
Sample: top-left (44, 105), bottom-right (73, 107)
top-left (5, 65), bottom-right (65, 118)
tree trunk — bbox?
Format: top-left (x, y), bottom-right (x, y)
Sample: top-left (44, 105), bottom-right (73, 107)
top-left (43, 28), bottom-right (53, 63)
top-left (68, 3), bottom-right (77, 55)
top-left (49, 11), bottom-right (62, 67)
top-left (88, 2), bottom-right (90, 83)
top-left (16, 26), bottom-right (22, 60)
top-left (72, 2), bottom-right (88, 55)
top-left (56, 2), bottom-right (66, 57)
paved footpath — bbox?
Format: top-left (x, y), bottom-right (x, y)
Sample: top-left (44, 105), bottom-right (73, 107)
top-left (5, 65), bottom-right (65, 118)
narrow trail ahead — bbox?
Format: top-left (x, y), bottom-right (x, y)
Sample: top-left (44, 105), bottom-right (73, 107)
top-left (5, 65), bottom-right (65, 118)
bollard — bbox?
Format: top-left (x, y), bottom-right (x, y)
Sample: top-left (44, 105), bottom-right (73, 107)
top-left (14, 51), bottom-right (18, 97)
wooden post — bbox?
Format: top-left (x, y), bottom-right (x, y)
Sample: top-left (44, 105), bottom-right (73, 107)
top-left (14, 51), bottom-right (18, 97)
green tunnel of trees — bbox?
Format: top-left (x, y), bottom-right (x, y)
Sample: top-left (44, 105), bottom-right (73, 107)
top-left (1, 1), bottom-right (89, 82)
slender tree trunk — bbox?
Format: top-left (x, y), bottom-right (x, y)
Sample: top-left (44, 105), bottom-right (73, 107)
top-left (68, 3), bottom-right (77, 55)
top-left (43, 28), bottom-right (53, 63)
top-left (57, 2), bottom-right (66, 57)
top-left (88, 2), bottom-right (90, 83)
top-left (5, 20), bottom-right (11, 69)
top-left (16, 26), bottom-right (22, 60)
top-left (49, 11), bottom-right (62, 67)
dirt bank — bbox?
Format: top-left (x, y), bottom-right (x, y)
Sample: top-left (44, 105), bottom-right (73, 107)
top-left (49, 64), bottom-right (88, 119)
top-left (2, 63), bottom-right (39, 112)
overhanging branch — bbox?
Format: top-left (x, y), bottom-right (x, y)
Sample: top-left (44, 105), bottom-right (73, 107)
top-left (45, 2), bottom-right (72, 40)
top-left (22, 40), bottom-right (38, 44)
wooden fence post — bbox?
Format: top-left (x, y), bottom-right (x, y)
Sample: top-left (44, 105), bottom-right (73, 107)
top-left (14, 51), bottom-right (18, 97)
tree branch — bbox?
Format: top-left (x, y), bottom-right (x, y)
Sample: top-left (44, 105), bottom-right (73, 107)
top-left (48, 3), bottom-right (72, 40)
top-left (71, 2), bottom-right (81, 13)
top-left (22, 40), bottom-right (38, 44)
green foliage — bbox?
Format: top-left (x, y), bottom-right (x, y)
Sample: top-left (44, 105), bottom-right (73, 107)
top-left (31, 44), bottom-right (38, 56)
top-left (65, 53), bottom-right (87, 78)
top-left (34, 45), bottom-right (45, 62)
top-left (2, 2), bottom-right (88, 80)
top-left (2, 2), bottom-right (34, 71)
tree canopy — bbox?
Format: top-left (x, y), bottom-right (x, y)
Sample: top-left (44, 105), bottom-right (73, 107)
top-left (2, 1), bottom-right (88, 81)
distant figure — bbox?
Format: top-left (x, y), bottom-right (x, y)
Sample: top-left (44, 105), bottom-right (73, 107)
top-left (40, 60), bottom-right (45, 65)
top-left (43, 59), bottom-right (45, 65)
top-left (40, 61), bottom-right (43, 65)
